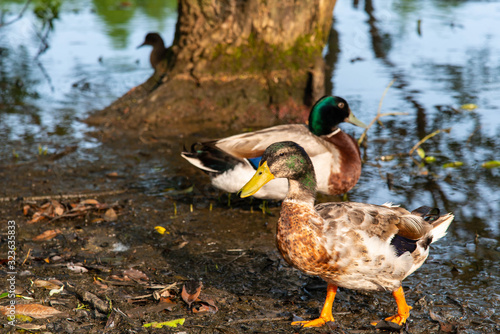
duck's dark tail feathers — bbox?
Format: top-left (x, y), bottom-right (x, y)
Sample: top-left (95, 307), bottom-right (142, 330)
top-left (181, 142), bottom-right (245, 174)
top-left (412, 206), bottom-right (454, 244)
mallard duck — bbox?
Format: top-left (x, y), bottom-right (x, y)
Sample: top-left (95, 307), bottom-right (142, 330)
top-left (137, 32), bottom-right (168, 71)
top-left (239, 141), bottom-right (454, 328)
top-left (181, 96), bottom-right (366, 199)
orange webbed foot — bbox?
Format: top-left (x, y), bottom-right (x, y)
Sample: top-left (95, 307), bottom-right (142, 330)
top-left (293, 284), bottom-right (338, 328)
top-left (384, 305), bottom-right (412, 325)
top-left (371, 286), bottom-right (412, 327)
top-left (292, 315), bottom-right (334, 328)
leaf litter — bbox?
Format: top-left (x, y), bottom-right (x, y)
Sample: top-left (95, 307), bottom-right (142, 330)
top-left (24, 198), bottom-right (122, 224)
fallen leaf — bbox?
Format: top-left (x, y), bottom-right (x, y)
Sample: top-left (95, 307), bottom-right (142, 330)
top-left (123, 268), bottom-right (149, 281)
top-left (51, 200), bottom-right (65, 216)
top-left (379, 155), bottom-right (394, 161)
top-left (28, 212), bottom-right (47, 224)
top-left (155, 226), bottom-right (167, 234)
top-left (442, 161), bottom-right (463, 168)
top-left (33, 279), bottom-right (62, 290)
top-left (67, 263), bottom-right (88, 273)
top-left (181, 281), bottom-right (202, 308)
top-left (424, 156), bottom-right (436, 163)
top-left (49, 285), bottom-right (64, 296)
top-left (0, 304), bottom-right (63, 319)
top-left (417, 147), bottom-right (425, 159)
top-left (460, 103), bottom-right (478, 110)
top-left (481, 160), bottom-right (500, 169)
top-left (16, 323), bottom-right (46, 330)
top-left (32, 229), bottom-right (62, 241)
top-left (104, 208), bottom-right (118, 222)
top-left (80, 199), bottom-right (100, 205)
top-left (192, 298), bottom-right (218, 314)
top-left (143, 318), bottom-right (185, 328)
top-left (429, 309), bottom-right (456, 333)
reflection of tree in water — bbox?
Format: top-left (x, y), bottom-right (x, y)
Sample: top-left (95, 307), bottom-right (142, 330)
top-left (349, 0), bottom-right (500, 238)
top-left (0, 46), bottom-right (40, 114)
top-left (92, 0), bottom-right (177, 49)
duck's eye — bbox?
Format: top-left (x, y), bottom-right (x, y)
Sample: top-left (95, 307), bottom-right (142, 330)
top-left (258, 171), bottom-right (262, 175)
top-left (279, 152), bottom-right (285, 157)
top-left (338, 102), bottom-right (345, 108)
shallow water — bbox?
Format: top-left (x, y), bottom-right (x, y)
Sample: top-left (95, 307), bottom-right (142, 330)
top-left (1, 0), bottom-right (499, 331)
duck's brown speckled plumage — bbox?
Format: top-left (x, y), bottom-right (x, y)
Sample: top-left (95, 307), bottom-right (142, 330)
top-left (240, 141), bottom-right (454, 328)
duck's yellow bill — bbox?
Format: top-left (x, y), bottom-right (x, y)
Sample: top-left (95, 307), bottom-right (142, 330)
top-left (239, 161), bottom-right (275, 198)
top-left (346, 111), bottom-right (367, 128)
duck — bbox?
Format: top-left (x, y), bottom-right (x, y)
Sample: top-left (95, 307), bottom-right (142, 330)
top-left (137, 32), bottom-right (169, 72)
top-left (181, 96), bottom-right (366, 200)
top-left (239, 141), bottom-right (454, 328)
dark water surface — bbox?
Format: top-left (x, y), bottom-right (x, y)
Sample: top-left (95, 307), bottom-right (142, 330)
top-left (1, 0), bottom-right (499, 332)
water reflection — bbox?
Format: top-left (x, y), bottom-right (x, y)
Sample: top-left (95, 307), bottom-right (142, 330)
top-left (0, 0), bottom-right (177, 154)
top-left (332, 1), bottom-right (500, 240)
top-left (0, 0), bottom-right (498, 246)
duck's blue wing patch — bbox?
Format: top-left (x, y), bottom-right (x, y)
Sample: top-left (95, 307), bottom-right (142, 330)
top-left (247, 157), bottom-right (262, 170)
top-left (391, 235), bottom-right (417, 257)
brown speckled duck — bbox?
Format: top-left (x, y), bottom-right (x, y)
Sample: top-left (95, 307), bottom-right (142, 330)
top-left (181, 96), bottom-right (366, 200)
top-left (240, 141), bottom-right (454, 328)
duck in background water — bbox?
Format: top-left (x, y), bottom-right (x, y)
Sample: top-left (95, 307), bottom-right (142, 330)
top-left (240, 141), bottom-right (454, 328)
top-left (181, 96), bottom-right (366, 200)
top-left (137, 32), bottom-right (169, 72)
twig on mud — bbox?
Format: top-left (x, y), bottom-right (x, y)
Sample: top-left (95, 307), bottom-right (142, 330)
top-left (48, 212), bottom-right (85, 223)
top-left (408, 128), bottom-right (452, 156)
top-left (358, 80), bottom-right (408, 146)
top-left (0, 0), bottom-right (32, 27)
top-left (0, 189), bottom-right (128, 203)
top-left (229, 317), bottom-right (289, 324)
top-left (22, 248), bottom-right (32, 265)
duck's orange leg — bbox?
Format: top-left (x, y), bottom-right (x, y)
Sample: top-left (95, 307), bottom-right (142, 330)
top-left (372, 286), bottom-right (412, 326)
top-left (292, 283), bottom-right (337, 327)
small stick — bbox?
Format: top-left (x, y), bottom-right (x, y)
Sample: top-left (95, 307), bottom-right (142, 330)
top-left (0, 189), bottom-right (127, 203)
top-left (358, 80), bottom-right (409, 146)
top-left (229, 317), bottom-right (288, 324)
top-left (409, 128), bottom-right (451, 155)
top-left (22, 248), bottom-right (32, 265)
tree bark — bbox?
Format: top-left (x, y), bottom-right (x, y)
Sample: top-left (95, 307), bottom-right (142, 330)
top-left (88, 0), bottom-right (337, 137)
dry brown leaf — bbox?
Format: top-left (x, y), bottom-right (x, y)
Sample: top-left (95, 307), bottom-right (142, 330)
top-left (104, 208), bottom-right (118, 222)
top-left (123, 269), bottom-right (149, 281)
top-left (40, 202), bottom-right (51, 210)
top-left (93, 279), bottom-right (109, 290)
top-left (181, 281), bottom-right (202, 307)
top-left (16, 323), bottom-right (46, 330)
top-left (33, 279), bottom-right (62, 290)
top-left (51, 200), bottom-right (65, 216)
top-left (27, 212), bottom-right (47, 224)
top-left (81, 199), bottom-right (100, 205)
top-left (23, 205), bottom-right (30, 216)
top-left (9, 304), bottom-right (63, 319)
top-left (32, 229), bottom-right (62, 241)
top-left (66, 263), bottom-right (88, 273)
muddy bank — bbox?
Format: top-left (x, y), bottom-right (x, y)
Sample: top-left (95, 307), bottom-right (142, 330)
top-left (1, 135), bottom-right (497, 333)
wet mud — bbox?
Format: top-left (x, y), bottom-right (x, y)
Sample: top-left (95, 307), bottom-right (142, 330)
top-left (1, 133), bottom-right (498, 333)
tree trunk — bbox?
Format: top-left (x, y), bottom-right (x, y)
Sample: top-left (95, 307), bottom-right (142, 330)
top-left (88, 0), bottom-right (337, 137)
